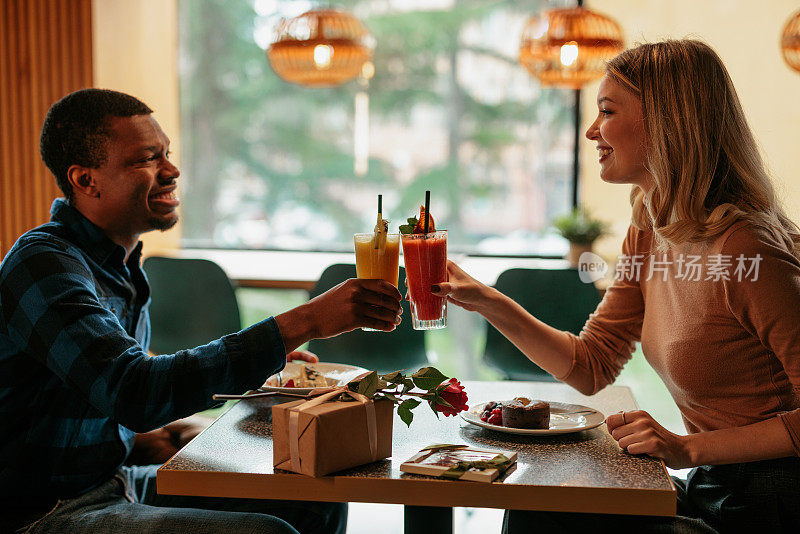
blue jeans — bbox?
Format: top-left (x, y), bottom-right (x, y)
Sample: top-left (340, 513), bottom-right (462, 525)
top-left (502, 457), bottom-right (800, 533)
top-left (21, 465), bottom-right (347, 534)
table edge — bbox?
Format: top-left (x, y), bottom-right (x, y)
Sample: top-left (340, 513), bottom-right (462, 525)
top-left (157, 467), bottom-right (676, 516)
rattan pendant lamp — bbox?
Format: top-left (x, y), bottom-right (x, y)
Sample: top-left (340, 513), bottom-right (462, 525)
top-left (781, 9), bottom-right (800, 74)
top-left (267, 8), bottom-right (375, 87)
top-left (518, 2), bottom-right (624, 89)
top-left (518, 0), bottom-right (623, 207)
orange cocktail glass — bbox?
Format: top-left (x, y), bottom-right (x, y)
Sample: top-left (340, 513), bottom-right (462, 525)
top-left (354, 232), bottom-right (400, 331)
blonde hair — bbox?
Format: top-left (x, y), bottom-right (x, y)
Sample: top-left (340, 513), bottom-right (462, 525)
top-left (606, 39), bottom-right (800, 254)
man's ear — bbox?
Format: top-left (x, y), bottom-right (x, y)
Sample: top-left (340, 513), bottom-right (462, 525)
top-left (67, 165), bottom-right (99, 198)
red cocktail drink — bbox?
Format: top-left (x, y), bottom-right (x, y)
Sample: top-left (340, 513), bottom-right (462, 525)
top-left (401, 230), bottom-right (447, 329)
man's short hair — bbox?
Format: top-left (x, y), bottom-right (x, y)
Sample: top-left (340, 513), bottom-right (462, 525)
top-left (40, 88), bottom-right (153, 200)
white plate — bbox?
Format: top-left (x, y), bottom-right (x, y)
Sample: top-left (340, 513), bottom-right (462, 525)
top-left (460, 400), bottom-right (605, 435)
top-left (261, 362), bottom-right (369, 395)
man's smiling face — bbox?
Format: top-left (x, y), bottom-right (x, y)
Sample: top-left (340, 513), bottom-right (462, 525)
top-left (88, 114), bottom-right (181, 242)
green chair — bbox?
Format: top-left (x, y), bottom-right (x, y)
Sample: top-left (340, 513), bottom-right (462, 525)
top-left (143, 256), bottom-right (241, 355)
top-left (307, 264), bottom-right (427, 374)
top-left (483, 268), bottom-right (602, 381)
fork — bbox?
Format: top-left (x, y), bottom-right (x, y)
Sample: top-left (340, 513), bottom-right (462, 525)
top-left (212, 390), bottom-right (309, 401)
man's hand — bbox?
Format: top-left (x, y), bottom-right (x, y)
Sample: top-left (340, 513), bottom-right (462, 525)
top-left (287, 349), bottom-right (318, 363)
top-left (275, 278), bottom-right (402, 353)
top-left (308, 278), bottom-right (402, 338)
top-left (606, 410), bottom-right (693, 469)
top-left (127, 419), bottom-right (206, 466)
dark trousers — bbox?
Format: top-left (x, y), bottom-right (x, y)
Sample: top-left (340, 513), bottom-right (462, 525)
top-left (17, 464), bottom-right (347, 534)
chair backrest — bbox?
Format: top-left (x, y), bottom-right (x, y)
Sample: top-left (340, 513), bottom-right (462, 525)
top-left (307, 264), bottom-right (428, 374)
top-left (483, 268), bottom-right (601, 381)
top-left (143, 256), bottom-right (241, 354)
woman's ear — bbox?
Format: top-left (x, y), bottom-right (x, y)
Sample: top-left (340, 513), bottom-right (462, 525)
top-left (67, 165), bottom-right (99, 198)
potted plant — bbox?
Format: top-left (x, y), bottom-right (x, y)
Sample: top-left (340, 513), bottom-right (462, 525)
top-left (552, 208), bottom-right (610, 267)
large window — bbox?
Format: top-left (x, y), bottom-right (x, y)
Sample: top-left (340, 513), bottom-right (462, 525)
top-left (178, 0), bottom-right (575, 255)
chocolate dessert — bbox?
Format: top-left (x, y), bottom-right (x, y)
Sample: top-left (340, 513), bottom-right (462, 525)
top-left (500, 397), bottom-right (550, 429)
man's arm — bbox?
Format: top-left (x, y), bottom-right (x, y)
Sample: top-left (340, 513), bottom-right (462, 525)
top-left (128, 418), bottom-right (206, 465)
top-left (275, 278), bottom-right (402, 353)
top-left (1, 241), bottom-right (285, 431)
top-left (3, 241), bottom-right (401, 431)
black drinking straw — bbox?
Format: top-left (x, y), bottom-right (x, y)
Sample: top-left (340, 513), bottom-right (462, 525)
top-left (375, 194), bottom-right (383, 249)
top-left (423, 190), bottom-right (430, 234)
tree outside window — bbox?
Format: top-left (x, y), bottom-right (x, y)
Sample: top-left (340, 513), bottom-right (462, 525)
top-left (179, 0), bottom-right (574, 255)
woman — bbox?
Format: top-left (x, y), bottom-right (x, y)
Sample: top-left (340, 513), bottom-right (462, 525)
top-left (436, 40), bottom-right (800, 532)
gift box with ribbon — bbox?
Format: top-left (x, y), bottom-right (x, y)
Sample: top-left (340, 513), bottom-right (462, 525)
top-left (272, 387), bottom-right (394, 477)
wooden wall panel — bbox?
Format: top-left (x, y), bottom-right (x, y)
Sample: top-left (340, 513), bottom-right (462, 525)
top-left (0, 0), bottom-right (92, 258)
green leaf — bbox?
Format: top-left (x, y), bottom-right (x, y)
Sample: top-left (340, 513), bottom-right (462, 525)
top-left (398, 398), bottom-right (421, 427)
top-left (381, 371), bottom-right (403, 383)
top-left (434, 395), bottom-right (455, 410)
top-left (411, 366), bottom-right (448, 391)
top-left (427, 399), bottom-right (441, 419)
top-left (355, 371), bottom-right (381, 398)
top-left (407, 216), bottom-right (419, 226)
top-left (379, 393), bottom-right (402, 404)
top-left (399, 224), bottom-right (414, 234)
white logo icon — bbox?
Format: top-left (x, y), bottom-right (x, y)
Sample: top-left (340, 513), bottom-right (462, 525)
top-left (578, 251), bottom-right (608, 283)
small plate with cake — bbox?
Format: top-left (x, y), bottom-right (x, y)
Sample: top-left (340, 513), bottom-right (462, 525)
top-left (460, 397), bottom-right (605, 435)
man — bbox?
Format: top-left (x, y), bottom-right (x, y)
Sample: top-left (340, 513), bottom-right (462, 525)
top-left (0, 89), bottom-right (403, 533)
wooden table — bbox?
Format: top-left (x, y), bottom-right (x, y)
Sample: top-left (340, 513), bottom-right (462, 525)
top-left (158, 381), bottom-right (675, 532)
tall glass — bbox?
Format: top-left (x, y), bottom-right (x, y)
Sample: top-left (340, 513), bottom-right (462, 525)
top-left (401, 230), bottom-right (447, 330)
top-left (354, 233), bottom-right (401, 331)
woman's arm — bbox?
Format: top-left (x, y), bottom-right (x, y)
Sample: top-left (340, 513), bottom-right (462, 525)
top-left (436, 242), bottom-right (645, 395)
top-left (688, 417), bottom-right (795, 465)
top-left (433, 261), bottom-right (575, 379)
top-left (607, 410), bottom-right (795, 468)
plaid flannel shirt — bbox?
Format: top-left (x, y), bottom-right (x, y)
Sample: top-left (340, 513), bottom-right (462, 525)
top-left (0, 199), bottom-right (285, 501)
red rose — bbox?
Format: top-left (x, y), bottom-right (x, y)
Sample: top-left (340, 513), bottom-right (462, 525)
top-left (434, 378), bottom-right (468, 416)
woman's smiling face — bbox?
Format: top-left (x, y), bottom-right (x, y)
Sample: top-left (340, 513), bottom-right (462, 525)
top-left (585, 75), bottom-right (652, 191)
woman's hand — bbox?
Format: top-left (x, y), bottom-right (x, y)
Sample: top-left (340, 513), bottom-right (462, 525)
top-left (287, 349), bottom-right (318, 363)
top-left (606, 410), bottom-right (693, 469)
top-left (430, 260), bottom-right (491, 312)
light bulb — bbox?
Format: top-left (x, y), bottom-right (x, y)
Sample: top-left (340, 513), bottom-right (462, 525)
top-left (560, 42), bottom-right (579, 66)
top-left (313, 44), bottom-right (333, 69)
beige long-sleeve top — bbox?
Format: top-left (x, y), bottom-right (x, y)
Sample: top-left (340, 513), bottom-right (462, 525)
top-left (559, 221), bottom-right (800, 455)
